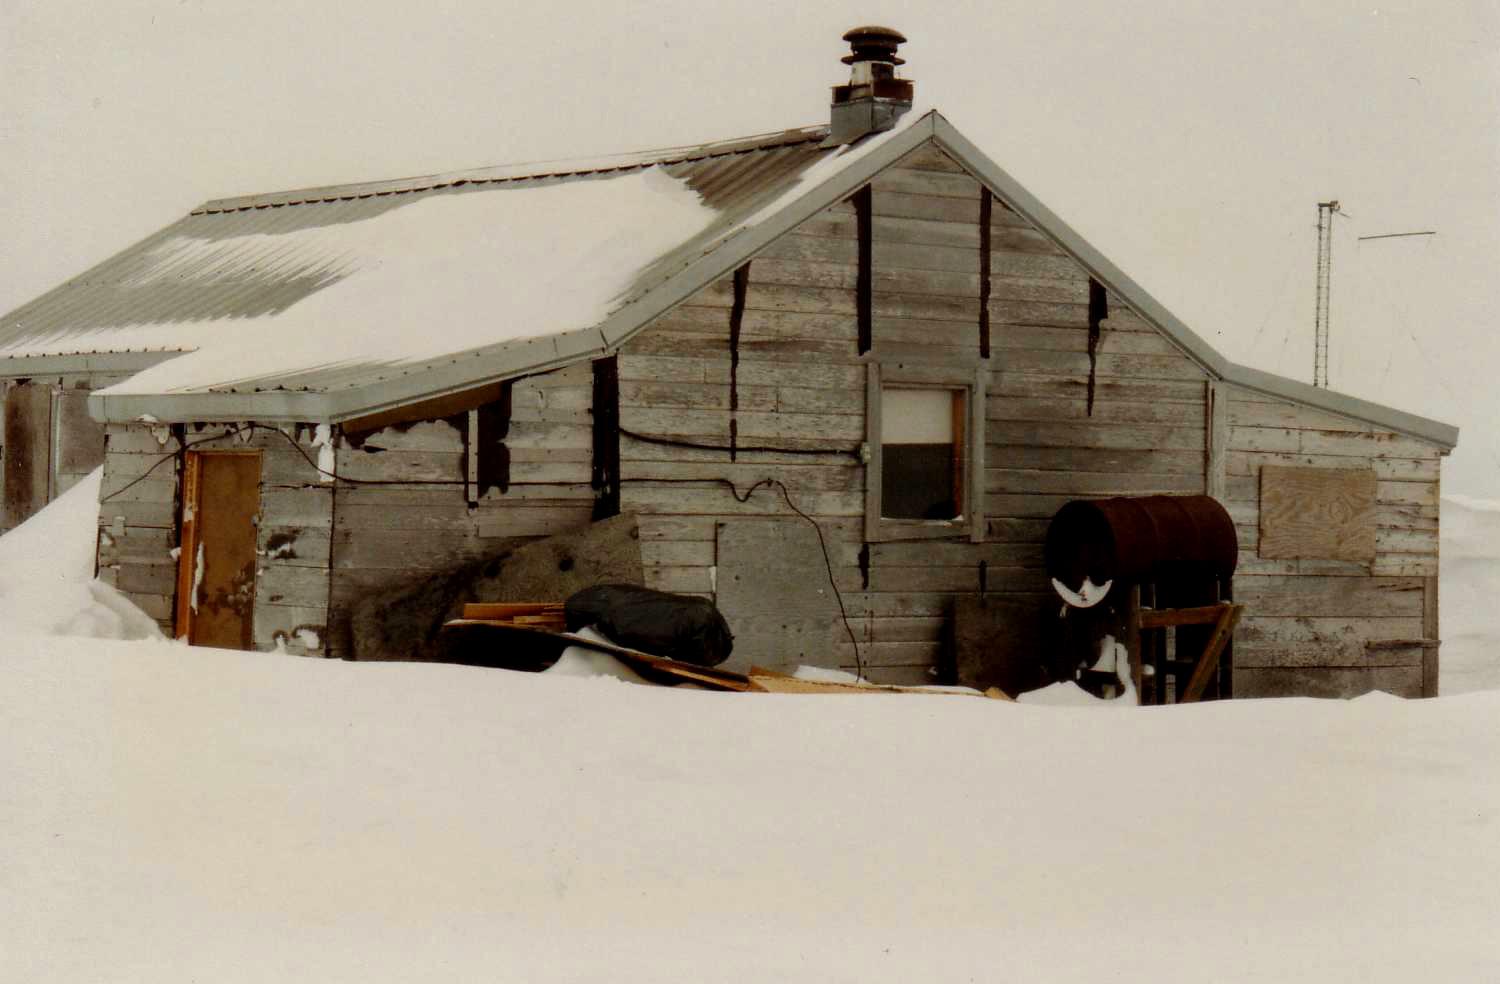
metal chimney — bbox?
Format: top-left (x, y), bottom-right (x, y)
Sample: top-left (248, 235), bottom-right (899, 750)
top-left (825, 26), bottom-right (914, 147)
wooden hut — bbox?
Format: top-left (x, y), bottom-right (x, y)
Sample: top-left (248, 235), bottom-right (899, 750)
top-left (0, 29), bottom-right (1456, 696)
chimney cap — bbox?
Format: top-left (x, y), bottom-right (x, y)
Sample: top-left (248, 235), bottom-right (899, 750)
top-left (841, 25), bottom-right (907, 65)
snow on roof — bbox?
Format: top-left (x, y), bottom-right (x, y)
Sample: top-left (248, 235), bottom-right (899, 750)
top-left (87, 167), bottom-right (718, 398)
top-left (0, 122), bottom-right (844, 402)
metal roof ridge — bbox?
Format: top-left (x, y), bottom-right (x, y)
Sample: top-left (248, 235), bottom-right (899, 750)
top-left (191, 124), bottom-right (832, 215)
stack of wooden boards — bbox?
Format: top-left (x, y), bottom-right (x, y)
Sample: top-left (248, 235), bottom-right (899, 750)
top-left (447, 602), bottom-right (1009, 699)
top-left (460, 602), bottom-right (567, 633)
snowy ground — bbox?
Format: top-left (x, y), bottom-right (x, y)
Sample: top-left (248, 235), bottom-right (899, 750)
top-left (3, 478), bottom-right (1499, 981)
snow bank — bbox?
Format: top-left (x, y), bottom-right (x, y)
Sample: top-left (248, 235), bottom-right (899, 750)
top-left (0, 468), bottom-right (162, 641)
top-left (1439, 494), bottom-right (1500, 693)
top-left (543, 626), bottom-right (651, 683)
top-left (5, 637), bottom-right (1498, 983)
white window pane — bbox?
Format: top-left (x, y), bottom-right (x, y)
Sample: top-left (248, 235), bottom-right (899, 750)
top-left (882, 388), bottom-right (953, 444)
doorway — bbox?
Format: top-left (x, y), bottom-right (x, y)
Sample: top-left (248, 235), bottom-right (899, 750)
top-left (175, 450), bottom-right (262, 648)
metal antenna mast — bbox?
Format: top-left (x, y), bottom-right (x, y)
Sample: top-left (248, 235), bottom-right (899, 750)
top-left (1313, 200), bottom-right (1340, 388)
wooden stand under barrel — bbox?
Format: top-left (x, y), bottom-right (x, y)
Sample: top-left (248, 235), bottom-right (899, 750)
top-left (1129, 591), bottom-right (1243, 705)
top-left (1046, 495), bottom-right (1244, 705)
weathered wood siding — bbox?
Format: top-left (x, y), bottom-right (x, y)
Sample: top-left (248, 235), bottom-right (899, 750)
top-left (2, 373), bottom-right (117, 532)
top-left (325, 363), bottom-right (596, 658)
top-left (1221, 386), bottom-right (1444, 697)
top-left (96, 422), bottom-right (332, 648)
top-left (618, 140), bottom-right (1212, 685)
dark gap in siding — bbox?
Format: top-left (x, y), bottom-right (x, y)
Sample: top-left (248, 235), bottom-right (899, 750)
top-left (729, 263), bottom-right (749, 462)
top-left (476, 383), bottom-right (512, 498)
top-left (1087, 278), bottom-right (1108, 416)
top-left (854, 185), bottom-right (872, 354)
top-left (858, 542), bottom-right (870, 590)
top-left (591, 356), bottom-right (621, 520)
top-left (978, 559), bottom-right (988, 594)
top-left (979, 189), bottom-right (992, 359)
top-left (169, 423), bottom-right (187, 638)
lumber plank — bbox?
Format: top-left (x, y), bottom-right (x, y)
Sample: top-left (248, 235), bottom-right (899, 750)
top-left (1179, 605), bottom-right (1243, 702)
top-left (871, 167), bottom-right (983, 200)
top-left (549, 631), bottom-right (755, 691)
top-left (747, 666), bottom-right (1006, 699)
top-left (986, 420), bottom-right (1206, 452)
top-left (1139, 604), bottom-right (1234, 629)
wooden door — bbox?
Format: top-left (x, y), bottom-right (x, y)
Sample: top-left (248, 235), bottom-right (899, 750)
top-left (176, 451), bottom-right (261, 648)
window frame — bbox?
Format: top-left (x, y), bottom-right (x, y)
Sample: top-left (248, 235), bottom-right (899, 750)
top-left (864, 361), bottom-right (986, 543)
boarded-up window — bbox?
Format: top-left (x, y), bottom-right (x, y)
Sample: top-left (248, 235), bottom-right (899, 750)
top-left (1259, 465), bottom-right (1376, 561)
top-left (880, 387), bottom-right (964, 520)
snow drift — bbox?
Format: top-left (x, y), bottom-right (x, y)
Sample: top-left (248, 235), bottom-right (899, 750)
top-left (2, 471), bottom-right (1499, 981)
top-left (0, 468), bottom-right (161, 641)
top-left (5, 636), bottom-right (1498, 983)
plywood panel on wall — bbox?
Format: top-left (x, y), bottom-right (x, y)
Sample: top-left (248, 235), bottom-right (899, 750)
top-left (715, 518), bottom-right (840, 675)
top-left (1259, 465), bottom-right (1376, 561)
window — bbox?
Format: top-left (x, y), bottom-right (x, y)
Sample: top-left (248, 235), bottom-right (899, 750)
top-left (881, 388), bottom-right (964, 520)
top-left (865, 363), bottom-right (985, 542)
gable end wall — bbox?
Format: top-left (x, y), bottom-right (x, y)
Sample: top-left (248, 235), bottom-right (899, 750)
top-left (619, 139), bottom-right (1212, 685)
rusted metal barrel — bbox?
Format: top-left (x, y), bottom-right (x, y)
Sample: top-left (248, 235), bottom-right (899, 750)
top-left (1045, 495), bottom-right (1238, 602)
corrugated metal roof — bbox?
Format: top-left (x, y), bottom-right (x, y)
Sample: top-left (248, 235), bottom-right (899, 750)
top-left (0, 110), bottom-right (1458, 449)
top-left (0, 125), bottom-right (831, 377)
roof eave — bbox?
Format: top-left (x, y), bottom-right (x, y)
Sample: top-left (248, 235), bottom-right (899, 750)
top-left (88, 326), bottom-right (612, 425)
top-left (0, 351), bottom-right (183, 379)
top-left (91, 114), bottom-right (943, 426)
top-left (1221, 363), bottom-right (1459, 450)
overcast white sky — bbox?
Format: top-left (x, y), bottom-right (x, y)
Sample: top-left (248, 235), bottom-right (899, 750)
top-left (3, 1), bottom-right (1496, 491)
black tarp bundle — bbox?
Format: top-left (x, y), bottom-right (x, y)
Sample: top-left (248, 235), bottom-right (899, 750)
top-left (565, 584), bottom-right (734, 667)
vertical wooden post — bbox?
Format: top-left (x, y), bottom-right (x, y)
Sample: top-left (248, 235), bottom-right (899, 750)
top-left (951, 390), bottom-right (966, 519)
top-left (1125, 583), bottom-right (1143, 705)
top-left (1423, 574), bottom-right (1440, 698)
top-left (1206, 380), bottom-right (1229, 500)
top-left (174, 451), bottom-right (203, 641)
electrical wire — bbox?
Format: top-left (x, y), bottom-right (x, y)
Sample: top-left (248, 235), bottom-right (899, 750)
top-left (101, 422), bottom-right (469, 505)
top-left (620, 425), bottom-right (861, 459)
top-left (617, 474), bottom-right (864, 678)
top-left (99, 420), bottom-right (870, 677)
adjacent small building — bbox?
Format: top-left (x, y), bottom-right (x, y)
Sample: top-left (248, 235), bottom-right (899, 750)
top-left (0, 28), bottom-right (1457, 697)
